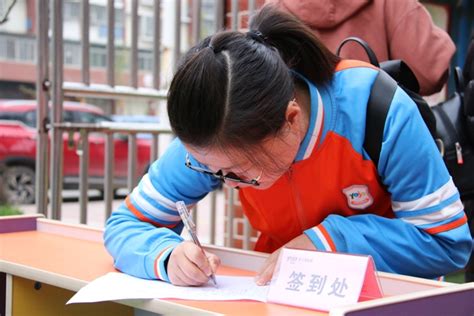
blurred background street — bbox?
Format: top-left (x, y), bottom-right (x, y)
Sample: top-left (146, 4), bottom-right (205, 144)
top-left (17, 189), bottom-right (228, 246)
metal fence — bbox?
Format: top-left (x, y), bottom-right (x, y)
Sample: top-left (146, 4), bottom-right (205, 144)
top-left (36, 0), bottom-right (258, 249)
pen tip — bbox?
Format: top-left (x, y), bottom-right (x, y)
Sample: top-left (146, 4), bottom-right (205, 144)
top-left (211, 275), bottom-right (218, 287)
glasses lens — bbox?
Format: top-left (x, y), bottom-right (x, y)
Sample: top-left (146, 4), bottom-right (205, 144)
top-left (185, 154), bottom-right (258, 186)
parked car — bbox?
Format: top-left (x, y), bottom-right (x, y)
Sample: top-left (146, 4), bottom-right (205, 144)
top-left (111, 114), bottom-right (162, 139)
top-left (0, 100), bottom-right (152, 204)
top-left (111, 114), bottom-right (160, 124)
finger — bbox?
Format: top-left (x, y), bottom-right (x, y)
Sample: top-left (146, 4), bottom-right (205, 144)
top-left (168, 248), bottom-right (185, 286)
top-left (168, 257), bottom-right (192, 286)
top-left (175, 259), bottom-right (206, 286)
top-left (255, 254), bottom-right (278, 285)
top-left (205, 252), bottom-right (221, 274)
top-left (185, 245), bottom-right (213, 276)
top-left (256, 252), bottom-right (276, 277)
top-left (181, 251), bottom-right (211, 284)
top-left (255, 263), bottom-right (275, 285)
top-left (168, 244), bottom-right (205, 286)
top-left (168, 252), bottom-right (193, 286)
top-left (169, 269), bottom-right (187, 286)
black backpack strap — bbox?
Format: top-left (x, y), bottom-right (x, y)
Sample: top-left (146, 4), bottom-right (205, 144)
top-left (336, 37), bottom-right (380, 67)
top-left (365, 70), bottom-right (398, 166)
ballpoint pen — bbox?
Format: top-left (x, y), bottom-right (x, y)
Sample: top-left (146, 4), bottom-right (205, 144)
top-left (176, 201), bottom-right (218, 287)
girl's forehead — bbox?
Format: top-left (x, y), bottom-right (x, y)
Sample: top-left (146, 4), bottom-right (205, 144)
top-left (186, 146), bottom-right (248, 168)
top-left (185, 135), bottom-right (283, 167)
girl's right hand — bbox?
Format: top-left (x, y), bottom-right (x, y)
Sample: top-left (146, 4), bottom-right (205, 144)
top-left (167, 241), bottom-right (220, 286)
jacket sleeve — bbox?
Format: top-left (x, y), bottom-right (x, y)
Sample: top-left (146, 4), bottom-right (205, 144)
top-left (386, 0), bottom-right (455, 95)
top-left (305, 87), bottom-right (472, 279)
top-left (104, 138), bottom-right (221, 281)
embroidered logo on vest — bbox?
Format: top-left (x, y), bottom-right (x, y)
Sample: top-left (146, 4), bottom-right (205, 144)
top-left (342, 185), bottom-right (374, 209)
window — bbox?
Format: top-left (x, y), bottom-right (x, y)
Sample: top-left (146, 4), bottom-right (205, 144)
top-left (90, 47), bottom-right (107, 68)
top-left (63, 111), bottom-right (75, 123)
top-left (201, 0), bottom-right (218, 38)
top-left (64, 1), bottom-right (81, 20)
top-left (0, 110), bottom-right (39, 127)
top-left (6, 38), bottom-right (15, 60)
top-left (1, 112), bottom-right (22, 121)
top-left (91, 5), bottom-right (124, 40)
top-left (0, 110), bottom-right (102, 127)
top-left (139, 16), bottom-right (154, 39)
top-left (0, 35), bottom-right (36, 63)
top-left (115, 9), bottom-right (124, 27)
top-left (18, 39), bottom-right (35, 62)
top-left (138, 52), bottom-right (153, 71)
top-left (91, 5), bottom-right (107, 27)
top-left (73, 111), bottom-right (111, 124)
top-left (64, 43), bottom-right (81, 66)
top-left (24, 111), bottom-right (37, 127)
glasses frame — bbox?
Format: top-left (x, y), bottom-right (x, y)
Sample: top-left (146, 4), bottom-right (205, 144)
top-left (185, 153), bottom-right (261, 186)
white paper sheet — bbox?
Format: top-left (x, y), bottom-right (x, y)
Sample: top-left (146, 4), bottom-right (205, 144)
top-left (67, 272), bottom-right (269, 304)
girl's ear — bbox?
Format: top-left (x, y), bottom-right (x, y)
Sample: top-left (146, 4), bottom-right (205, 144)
top-left (285, 98), bottom-right (300, 127)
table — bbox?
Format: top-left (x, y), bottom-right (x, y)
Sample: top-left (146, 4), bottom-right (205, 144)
top-left (1, 214), bottom-right (472, 315)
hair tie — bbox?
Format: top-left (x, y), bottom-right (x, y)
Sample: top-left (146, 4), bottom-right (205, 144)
top-left (247, 30), bottom-right (267, 44)
top-left (207, 43), bottom-right (221, 54)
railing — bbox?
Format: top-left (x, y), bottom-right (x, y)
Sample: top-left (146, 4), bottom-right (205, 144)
top-left (46, 121), bottom-right (173, 224)
top-left (35, 0), bottom-right (259, 250)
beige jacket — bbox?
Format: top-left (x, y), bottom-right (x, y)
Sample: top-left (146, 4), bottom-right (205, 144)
top-left (266, 0), bottom-right (455, 95)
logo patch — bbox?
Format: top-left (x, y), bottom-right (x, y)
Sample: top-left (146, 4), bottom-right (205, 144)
top-left (342, 185), bottom-right (374, 210)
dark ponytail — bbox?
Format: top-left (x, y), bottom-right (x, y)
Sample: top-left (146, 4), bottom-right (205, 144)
top-left (249, 4), bottom-right (340, 85)
top-left (167, 5), bottom-right (339, 154)
top-left (167, 36), bottom-right (230, 147)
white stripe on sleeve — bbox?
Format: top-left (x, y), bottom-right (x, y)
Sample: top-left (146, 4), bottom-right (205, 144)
top-left (141, 174), bottom-right (178, 211)
top-left (392, 178), bottom-right (458, 212)
top-left (312, 227), bottom-right (331, 251)
top-left (131, 188), bottom-right (181, 222)
top-left (399, 199), bottom-right (464, 226)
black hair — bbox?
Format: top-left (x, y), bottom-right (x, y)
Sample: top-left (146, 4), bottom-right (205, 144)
top-left (167, 5), bottom-right (339, 151)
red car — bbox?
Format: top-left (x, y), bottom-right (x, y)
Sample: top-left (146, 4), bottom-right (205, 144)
top-left (0, 100), bottom-right (152, 204)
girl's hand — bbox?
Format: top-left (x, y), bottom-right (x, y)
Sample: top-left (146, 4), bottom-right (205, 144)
top-left (167, 241), bottom-right (220, 286)
top-left (255, 234), bottom-right (316, 286)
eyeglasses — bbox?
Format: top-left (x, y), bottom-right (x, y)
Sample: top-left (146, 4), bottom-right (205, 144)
top-left (185, 153), bottom-right (261, 186)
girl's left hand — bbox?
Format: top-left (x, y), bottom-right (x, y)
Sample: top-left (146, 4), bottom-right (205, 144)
top-left (255, 233), bottom-right (316, 286)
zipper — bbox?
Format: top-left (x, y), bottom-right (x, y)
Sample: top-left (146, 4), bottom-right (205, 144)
top-left (455, 142), bottom-right (464, 165)
top-left (287, 166), bottom-right (309, 231)
top-left (434, 105), bottom-right (464, 165)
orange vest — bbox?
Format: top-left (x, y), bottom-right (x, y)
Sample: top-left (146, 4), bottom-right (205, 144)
top-left (240, 61), bottom-right (394, 253)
